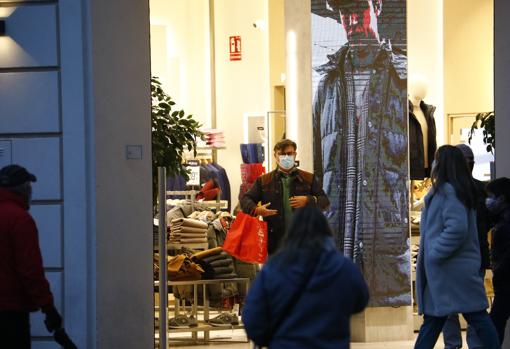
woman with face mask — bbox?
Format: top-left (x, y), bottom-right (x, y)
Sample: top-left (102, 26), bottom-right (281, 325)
top-left (486, 177), bottom-right (510, 345)
top-left (413, 145), bottom-right (500, 349)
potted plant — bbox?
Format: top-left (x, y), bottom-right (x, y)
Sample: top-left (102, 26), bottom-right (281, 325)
top-left (151, 76), bottom-right (202, 211)
top-left (468, 111), bottom-right (495, 154)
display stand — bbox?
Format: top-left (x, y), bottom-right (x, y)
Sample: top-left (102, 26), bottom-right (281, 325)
top-left (351, 306), bottom-right (414, 341)
top-left (156, 169), bottom-right (247, 346)
top-left (155, 278), bottom-right (250, 345)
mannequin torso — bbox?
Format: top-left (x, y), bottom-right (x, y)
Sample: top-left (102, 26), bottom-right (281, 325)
top-left (410, 97), bottom-right (429, 168)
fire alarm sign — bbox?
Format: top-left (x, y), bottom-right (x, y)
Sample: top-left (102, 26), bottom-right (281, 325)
top-left (229, 36), bottom-right (241, 61)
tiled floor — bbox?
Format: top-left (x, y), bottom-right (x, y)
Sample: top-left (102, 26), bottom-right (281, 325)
top-left (164, 315), bottom-right (510, 348)
top-left (169, 331), bottom-right (454, 348)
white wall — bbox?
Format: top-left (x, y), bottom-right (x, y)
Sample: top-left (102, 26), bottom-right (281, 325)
top-left (407, 0), bottom-right (444, 145)
top-left (408, 0), bottom-right (494, 147)
top-left (150, 0), bottom-right (271, 208)
top-left (444, 0), bottom-right (494, 141)
top-left (149, 0), bottom-right (212, 128)
top-left (212, 0), bottom-right (270, 208)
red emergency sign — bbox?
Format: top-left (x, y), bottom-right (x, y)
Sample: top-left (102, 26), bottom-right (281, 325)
top-left (229, 36), bottom-right (242, 61)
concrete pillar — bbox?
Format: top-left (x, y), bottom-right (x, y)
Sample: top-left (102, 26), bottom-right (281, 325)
top-left (89, 0), bottom-right (154, 347)
top-left (495, 1), bottom-right (510, 346)
top-left (495, 0), bottom-right (510, 179)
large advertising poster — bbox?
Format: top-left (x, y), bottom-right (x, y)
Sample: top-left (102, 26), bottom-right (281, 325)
top-left (311, 0), bottom-right (410, 307)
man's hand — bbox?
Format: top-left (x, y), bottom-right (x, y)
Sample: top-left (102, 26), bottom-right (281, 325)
top-left (254, 203), bottom-right (278, 217)
top-left (42, 303), bottom-right (62, 333)
top-left (290, 196), bottom-right (308, 208)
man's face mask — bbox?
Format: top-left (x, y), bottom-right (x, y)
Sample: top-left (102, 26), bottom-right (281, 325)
top-left (278, 155), bottom-right (295, 170)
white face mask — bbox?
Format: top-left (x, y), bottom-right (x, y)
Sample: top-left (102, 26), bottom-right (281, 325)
top-left (278, 155), bottom-right (295, 170)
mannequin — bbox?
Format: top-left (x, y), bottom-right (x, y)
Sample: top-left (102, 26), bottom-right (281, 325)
top-left (409, 76), bottom-right (437, 180)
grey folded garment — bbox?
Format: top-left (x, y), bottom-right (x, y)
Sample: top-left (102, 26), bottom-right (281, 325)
top-left (201, 252), bottom-right (230, 264)
top-left (165, 207), bottom-right (185, 226)
top-left (171, 218), bottom-right (208, 229)
top-left (180, 237), bottom-right (208, 243)
top-left (212, 266), bottom-right (234, 275)
top-left (209, 259), bottom-right (233, 268)
top-left (213, 273), bottom-right (237, 280)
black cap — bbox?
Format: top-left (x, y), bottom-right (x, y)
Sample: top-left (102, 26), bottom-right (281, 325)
top-left (0, 164), bottom-right (37, 187)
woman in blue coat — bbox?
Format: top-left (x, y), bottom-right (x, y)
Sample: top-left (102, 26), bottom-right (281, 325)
top-left (414, 145), bottom-right (499, 349)
top-left (242, 206), bottom-right (369, 349)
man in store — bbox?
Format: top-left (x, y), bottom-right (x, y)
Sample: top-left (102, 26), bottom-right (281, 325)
top-left (441, 144), bottom-right (492, 349)
top-left (313, 0), bottom-right (410, 306)
top-left (0, 164), bottom-right (63, 348)
top-left (241, 139), bottom-right (330, 255)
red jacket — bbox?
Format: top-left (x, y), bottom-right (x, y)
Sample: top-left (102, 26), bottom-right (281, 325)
top-left (0, 188), bottom-right (53, 312)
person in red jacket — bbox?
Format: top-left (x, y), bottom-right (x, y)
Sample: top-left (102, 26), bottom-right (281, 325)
top-left (0, 164), bottom-right (62, 348)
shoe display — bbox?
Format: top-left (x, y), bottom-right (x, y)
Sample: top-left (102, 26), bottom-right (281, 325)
top-left (187, 315), bottom-right (198, 327)
top-left (169, 314), bottom-right (198, 328)
top-left (207, 313), bottom-right (240, 327)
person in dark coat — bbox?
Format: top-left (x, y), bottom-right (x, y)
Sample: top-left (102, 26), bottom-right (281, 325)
top-left (414, 146), bottom-right (499, 349)
top-left (442, 144), bottom-right (492, 349)
top-left (242, 206), bottom-right (369, 349)
top-left (486, 177), bottom-right (510, 344)
top-left (0, 165), bottom-right (63, 348)
top-left (241, 139), bottom-right (329, 255)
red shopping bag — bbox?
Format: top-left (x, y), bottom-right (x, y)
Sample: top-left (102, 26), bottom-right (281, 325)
top-left (223, 212), bottom-right (268, 264)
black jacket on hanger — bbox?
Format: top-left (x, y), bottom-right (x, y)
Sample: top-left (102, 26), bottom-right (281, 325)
top-left (409, 100), bottom-right (437, 180)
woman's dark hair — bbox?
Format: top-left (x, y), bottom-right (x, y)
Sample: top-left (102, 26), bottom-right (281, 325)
top-left (431, 145), bottom-right (477, 209)
top-left (486, 177), bottom-right (510, 203)
top-left (276, 206), bottom-right (333, 264)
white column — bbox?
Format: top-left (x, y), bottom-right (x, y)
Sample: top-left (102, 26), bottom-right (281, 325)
top-left (285, 0), bottom-right (313, 172)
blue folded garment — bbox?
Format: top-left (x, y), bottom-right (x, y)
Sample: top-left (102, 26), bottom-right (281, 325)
top-left (240, 144), bottom-right (264, 164)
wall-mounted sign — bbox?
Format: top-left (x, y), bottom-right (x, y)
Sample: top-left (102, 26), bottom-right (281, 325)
top-left (229, 36), bottom-right (241, 61)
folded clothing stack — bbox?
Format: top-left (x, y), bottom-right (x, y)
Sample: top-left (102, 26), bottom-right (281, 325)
top-left (193, 248), bottom-right (237, 280)
top-left (188, 209), bottom-right (216, 223)
top-left (240, 163), bottom-right (265, 184)
top-left (239, 163), bottom-right (265, 198)
top-left (201, 128), bottom-right (226, 148)
top-left (169, 218), bottom-right (208, 244)
top-left (240, 144), bottom-right (264, 164)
